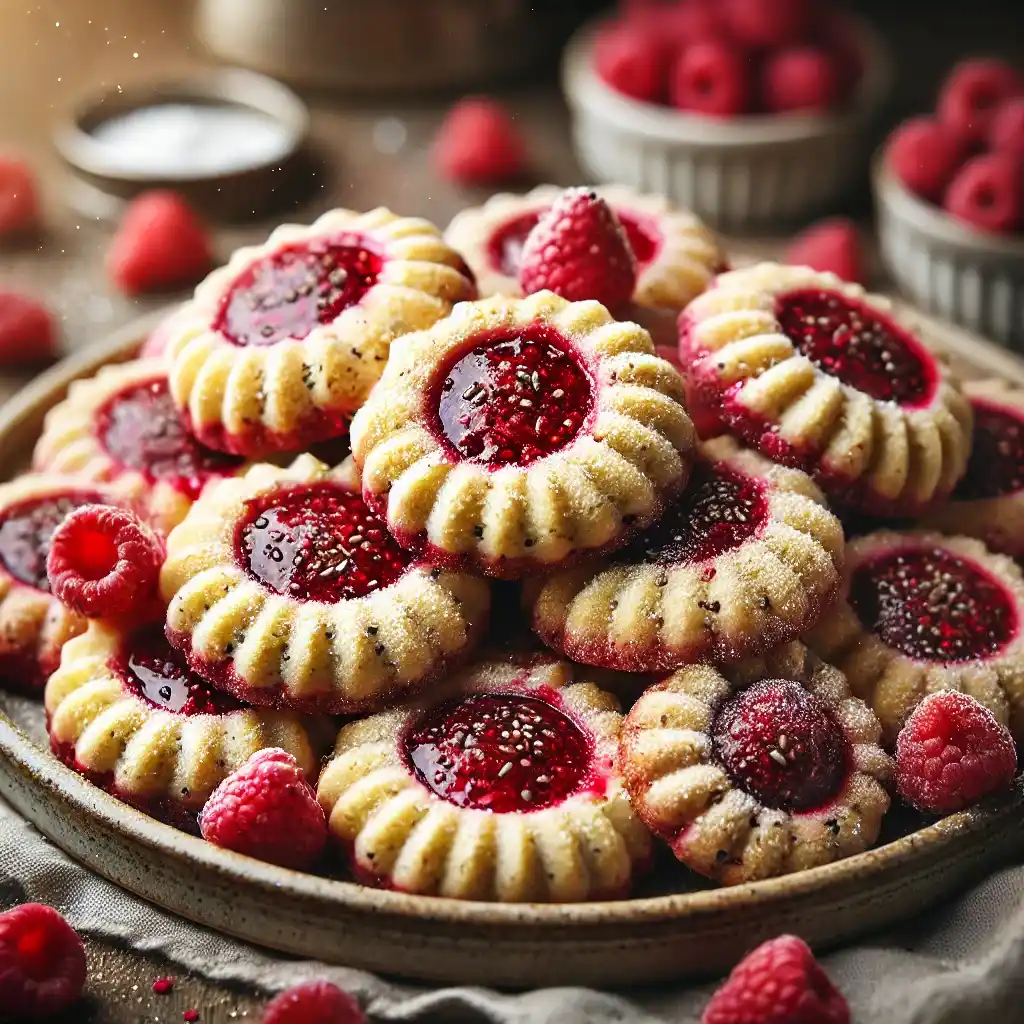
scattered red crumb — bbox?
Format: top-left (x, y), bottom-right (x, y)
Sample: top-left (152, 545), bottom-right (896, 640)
top-left (0, 291), bottom-right (58, 364)
top-left (107, 190), bottom-right (214, 295)
top-left (153, 976), bottom-right (175, 995)
top-left (433, 97), bottom-right (527, 185)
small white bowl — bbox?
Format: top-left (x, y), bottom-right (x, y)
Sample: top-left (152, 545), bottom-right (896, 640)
top-left (874, 157), bottom-right (1024, 349)
top-left (561, 16), bottom-right (891, 231)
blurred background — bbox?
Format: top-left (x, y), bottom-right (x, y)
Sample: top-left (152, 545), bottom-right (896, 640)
top-left (1, 0), bottom-right (1023, 375)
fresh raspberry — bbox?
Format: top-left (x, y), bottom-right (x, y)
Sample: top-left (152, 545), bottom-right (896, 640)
top-left (518, 186), bottom-right (637, 309)
top-left (433, 98), bottom-right (527, 186)
top-left (593, 22), bottom-right (671, 105)
top-left (721, 0), bottom-right (815, 50)
top-left (0, 903), bottom-right (87, 1019)
top-left (199, 748), bottom-right (327, 871)
top-left (943, 153), bottom-right (1022, 235)
top-left (0, 156), bottom-right (40, 238)
top-left (885, 116), bottom-right (968, 203)
top-left (107, 190), bottom-right (214, 295)
top-left (626, 1), bottom-right (724, 51)
top-left (989, 97), bottom-right (1024, 161)
top-left (0, 291), bottom-right (58, 364)
top-left (937, 59), bottom-right (1021, 146)
top-left (702, 934), bottom-right (849, 1024)
top-left (896, 690), bottom-right (1017, 815)
top-left (46, 504), bottom-right (164, 620)
top-left (761, 46), bottom-right (841, 114)
top-left (784, 217), bottom-right (865, 285)
top-left (262, 981), bottom-right (365, 1024)
top-left (670, 39), bottom-right (752, 117)
top-left (814, 8), bottom-right (864, 100)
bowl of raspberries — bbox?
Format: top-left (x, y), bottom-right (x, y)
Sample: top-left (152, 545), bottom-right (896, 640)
top-left (875, 58), bottom-right (1024, 348)
top-left (561, 0), bottom-right (891, 230)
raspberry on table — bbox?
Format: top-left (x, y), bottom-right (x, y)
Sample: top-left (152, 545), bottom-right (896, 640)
top-left (199, 748), bottom-right (328, 871)
top-left (885, 116), bottom-right (968, 203)
top-left (593, 21), bottom-right (671, 105)
top-left (433, 97), bottom-right (527, 186)
top-left (0, 156), bottom-right (40, 238)
top-left (46, 504), bottom-right (165, 620)
top-left (943, 153), bottom-right (1022, 235)
top-left (518, 186), bottom-right (637, 309)
top-left (107, 190), bottom-right (214, 295)
top-left (261, 980), bottom-right (365, 1024)
top-left (0, 902), bottom-right (87, 1019)
top-left (0, 291), bottom-right (58, 365)
top-left (760, 45), bottom-right (841, 114)
top-left (670, 39), bottom-right (752, 118)
top-left (784, 217), bottom-right (865, 285)
top-left (701, 934), bottom-right (849, 1024)
top-left (937, 58), bottom-right (1021, 146)
top-left (896, 690), bottom-right (1017, 815)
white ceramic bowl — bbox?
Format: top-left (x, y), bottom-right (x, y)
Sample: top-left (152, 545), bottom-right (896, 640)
top-left (874, 157), bottom-right (1024, 349)
top-left (561, 16), bottom-right (892, 231)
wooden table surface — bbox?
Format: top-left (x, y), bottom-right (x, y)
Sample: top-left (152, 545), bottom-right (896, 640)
top-left (1, 1), bottom-right (1023, 1020)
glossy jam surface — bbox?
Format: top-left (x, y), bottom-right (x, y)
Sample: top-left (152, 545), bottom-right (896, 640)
top-left (237, 482), bottom-right (410, 602)
top-left (97, 378), bottom-right (242, 499)
top-left (849, 546), bottom-right (1015, 662)
top-left (776, 288), bottom-right (933, 405)
top-left (712, 679), bottom-right (848, 812)
top-left (954, 402), bottom-right (1024, 500)
top-left (215, 233), bottom-right (384, 347)
top-left (488, 209), bottom-right (660, 277)
top-left (404, 690), bottom-right (592, 812)
top-left (117, 626), bottom-right (240, 716)
top-left (0, 491), bottom-right (102, 591)
top-left (622, 462), bottom-right (767, 566)
top-left (434, 326), bottom-right (593, 468)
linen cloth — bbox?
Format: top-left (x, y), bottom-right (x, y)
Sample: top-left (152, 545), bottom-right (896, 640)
top-left (1, 794), bottom-right (1023, 1023)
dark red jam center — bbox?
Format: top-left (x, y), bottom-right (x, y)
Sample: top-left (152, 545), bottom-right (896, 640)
top-left (116, 626), bottom-right (240, 716)
top-left (488, 209), bottom-right (660, 277)
top-left (954, 402), bottom-right (1024, 501)
top-left (712, 679), bottom-right (848, 812)
top-left (849, 546), bottom-right (1015, 663)
top-left (776, 288), bottom-right (933, 405)
top-left (0, 491), bottom-right (102, 592)
top-left (215, 233), bottom-right (384, 347)
top-left (404, 690), bottom-right (592, 812)
top-left (621, 462), bottom-right (767, 566)
top-left (97, 378), bottom-right (243, 499)
top-left (237, 482), bottom-right (410, 602)
top-left (435, 326), bottom-right (593, 468)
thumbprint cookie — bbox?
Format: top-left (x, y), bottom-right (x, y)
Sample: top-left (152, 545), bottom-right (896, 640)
top-left (34, 359), bottom-right (247, 534)
top-left (528, 437), bottom-right (843, 671)
top-left (807, 531), bottom-right (1024, 745)
top-left (350, 291), bottom-right (697, 578)
top-left (160, 455), bottom-right (490, 714)
top-left (317, 655), bottom-right (651, 901)
top-left (166, 207), bottom-right (476, 456)
top-left (620, 642), bottom-right (892, 885)
top-left (679, 264), bottom-right (973, 517)
top-left (46, 622), bottom-right (323, 831)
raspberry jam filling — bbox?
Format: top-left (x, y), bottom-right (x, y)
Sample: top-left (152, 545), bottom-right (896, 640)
top-left (116, 626), bottom-right (240, 716)
top-left (97, 378), bottom-right (243, 499)
top-left (849, 546), bottom-right (1016, 662)
top-left (0, 491), bottom-right (102, 591)
top-left (237, 482), bottom-right (410, 602)
top-left (776, 288), bottom-right (934, 406)
top-left (622, 462), bottom-right (767, 566)
top-left (488, 209), bottom-right (660, 277)
top-left (404, 690), bottom-right (593, 812)
top-left (712, 679), bottom-right (848, 812)
top-left (215, 234), bottom-right (384, 347)
top-left (434, 326), bottom-right (593, 468)
top-left (953, 402), bottom-right (1024, 501)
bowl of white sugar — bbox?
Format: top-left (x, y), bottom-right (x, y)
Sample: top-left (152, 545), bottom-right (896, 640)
top-left (55, 68), bottom-right (310, 221)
